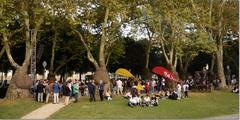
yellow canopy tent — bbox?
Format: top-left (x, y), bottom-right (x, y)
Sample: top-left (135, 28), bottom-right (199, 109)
top-left (115, 68), bottom-right (134, 78)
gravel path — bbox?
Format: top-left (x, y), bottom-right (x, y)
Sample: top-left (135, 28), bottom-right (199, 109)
top-left (21, 103), bottom-right (65, 119)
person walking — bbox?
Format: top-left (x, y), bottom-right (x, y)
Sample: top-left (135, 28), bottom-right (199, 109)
top-left (88, 80), bottom-right (96, 102)
top-left (98, 80), bottom-right (104, 101)
top-left (53, 80), bottom-right (60, 104)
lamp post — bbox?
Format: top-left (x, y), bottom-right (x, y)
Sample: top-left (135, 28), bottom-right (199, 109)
top-left (42, 61), bottom-right (47, 80)
top-left (30, 30), bottom-right (36, 82)
top-left (30, 29), bottom-right (43, 82)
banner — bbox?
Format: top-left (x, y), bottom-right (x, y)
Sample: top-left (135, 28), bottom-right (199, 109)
top-left (152, 66), bottom-right (177, 82)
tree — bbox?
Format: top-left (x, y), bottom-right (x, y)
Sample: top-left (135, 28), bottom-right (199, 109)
top-left (121, 38), bottom-right (146, 75)
top-left (125, 0), bottom-right (156, 79)
top-left (0, 46), bottom-right (5, 60)
top-left (152, 0), bottom-right (190, 79)
top-left (45, 17), bottom-right (85, 82)
top-left (66, 0), bottom-right (129, 92)
top-left (0, 0), bottom-right (48, 99)
top-left (0, 0), bottom-right (11, 60)
top-left (190, 0), bottom-right (238, 87)
top-left (178, 30), bottom-right (216, 80)
top-left (223, 40), bottom-right (239, 78)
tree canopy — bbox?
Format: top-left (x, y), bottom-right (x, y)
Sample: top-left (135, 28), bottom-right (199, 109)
top-left (0, 0), bottom-right (238, 99)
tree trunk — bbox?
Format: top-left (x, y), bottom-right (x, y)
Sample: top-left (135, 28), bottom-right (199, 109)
top-left (6, 66), bottom-right (32, 99)
top-left (0, 46), bottom-right (5, 60)
top-left (167, 63), bottom-right (178, 90)
top-left (93, 67), bottom-right (110, 94)
top-left (48, 28), bottom-right (57, 82)
top-left (143, 42), bottom-right (151, 80)
top-left (47, 72), bottom-right (56, 82)
top-left (210, 54), bottom-right (215, 75)
top-left (144, 29), bottom-right (153, 80)
top-left (143, 68), bottom-right (151, 80)
top-left (179, 56), bottom-right (189, 80)
top-left (180, 67), bottom-right (188, 81)
top-left (216, 49), bottom-right (226, 88)
top-left (79, 72), bottom-right (82, 81)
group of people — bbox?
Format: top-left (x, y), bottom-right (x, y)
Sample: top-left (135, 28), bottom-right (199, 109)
top-left (123, 81), bottom-right (159, 107)
top-left (33, 79), bottom-right (113, 105)
top-left (33, 76), bottom-right (238, 108)
top-left (111, 78), bottom-right (193, 96)
top-left (35, 79), bottom-right (61, 104)
top-left (81, 79), bottom-right (112, 102)
top-left (127, 94), bottom-right (159, 107)
top-left (112, 78), bottom-right (191, 101)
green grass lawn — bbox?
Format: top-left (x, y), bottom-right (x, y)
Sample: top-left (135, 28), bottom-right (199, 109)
top-left (0, 98), bottom-right (43, 119)
top-left (50, 90), bottom-right (239, 119)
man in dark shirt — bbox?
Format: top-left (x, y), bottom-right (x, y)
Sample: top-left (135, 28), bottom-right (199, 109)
top-left (98, 80), bottom-right (104, 101)
top-left (88, 80), bottom-right (96, 102)
top-left (37, 80), bottom-right (45, 102)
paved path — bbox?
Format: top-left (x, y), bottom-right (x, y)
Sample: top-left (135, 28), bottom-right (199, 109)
top-left (203, 114), bottom-right (239, 120)
top-left (21, 103), bottom-right (65, 119)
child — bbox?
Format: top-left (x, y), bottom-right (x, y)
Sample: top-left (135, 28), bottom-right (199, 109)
top-left (142, 94), bottom-right (151, 107)
top-left (128, 96), bottom-right (137, 107)
top-left (150, 95), bottom-right (159, 106)
top-left (105, 89), bottom-right (112, 100)
top-left (124, 91), bottom-right (132, 99)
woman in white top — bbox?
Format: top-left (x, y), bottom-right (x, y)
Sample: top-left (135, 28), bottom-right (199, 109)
top-left (176, 83), bottom-right (182, 99)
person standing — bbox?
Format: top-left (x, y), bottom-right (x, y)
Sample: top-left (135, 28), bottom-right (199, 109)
top-left (176, 82), bottom-right (182, 99)
top-left (62, 82), bottom-right (71, 105)
top-left (145, 81), bottom-right (150, 94)
top-left (151, 79), bottom-right (156, 94)
top-left (161, 78), bottom-right (166, 91)
top-left (53, 80), bottom-right (60, 104)
top-left (34, 80), bottom-right (40, 101)
top-left (79, 81), bottom-right (85, 96)
top-left (88, 80), bottom-right (96, 102)
top-left (37, 80), bottom-right (45, 102)
top-left (116, 79), bottom-right (123, 95)
top-left (43, 79), bottom-right (50, 103)
top-left (98, 80), bottom-right (104, 101)
top-left (72, 80), bottom-right (79, 103)
top-left (183, 82), bottom-right (189, 98)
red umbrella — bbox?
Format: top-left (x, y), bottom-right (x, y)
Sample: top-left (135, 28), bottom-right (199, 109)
top-left (152, 66), bottom-right (177, 82)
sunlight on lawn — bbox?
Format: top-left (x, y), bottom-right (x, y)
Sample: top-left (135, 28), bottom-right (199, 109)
top-left (0, 98), bottom-right (43, 119)
top-left (50, 90), bottom-right (239, 119)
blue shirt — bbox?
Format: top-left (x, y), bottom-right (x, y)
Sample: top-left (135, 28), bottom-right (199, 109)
top-left (53, 82), bottom-right (60, 93)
